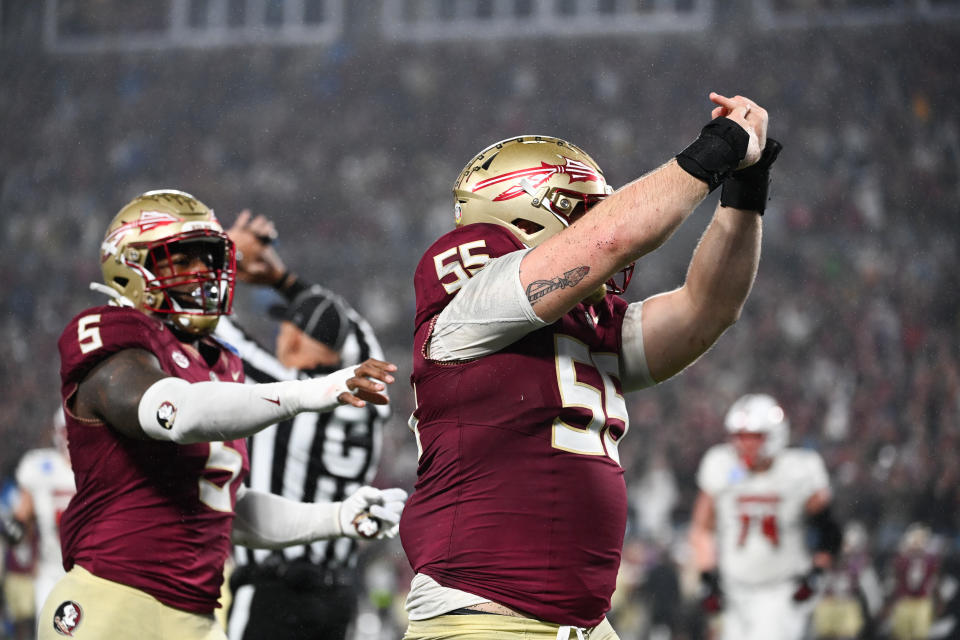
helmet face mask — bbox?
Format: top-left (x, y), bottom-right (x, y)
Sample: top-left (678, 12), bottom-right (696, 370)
top-left (724, 394), bottom-right (789, 470)
top-left (531, 187), bottom-right (605, 228)
top-left (100, 190), bottom-right (235, 336)
top-left (145, 231), bottom-right (234, 315)
top-left (453, 135), bottom-right (633, 295)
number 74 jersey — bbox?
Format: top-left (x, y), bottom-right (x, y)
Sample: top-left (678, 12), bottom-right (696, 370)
top-left (697, 443), bottom-right (830, 586)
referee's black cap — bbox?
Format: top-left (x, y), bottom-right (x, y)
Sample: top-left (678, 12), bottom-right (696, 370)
top-left (269, 286), bottom-right (350, 351)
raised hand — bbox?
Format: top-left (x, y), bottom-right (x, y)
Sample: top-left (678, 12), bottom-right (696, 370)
top-left (226, 209), bottom-right (287, 285)
top-left (709, 92), bottom-right (768, 168)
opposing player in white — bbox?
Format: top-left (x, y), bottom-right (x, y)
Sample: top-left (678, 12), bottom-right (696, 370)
top-left (13, 410), bottom-right (76, 612)
top-left (689, 394), bottom-right (842, 640)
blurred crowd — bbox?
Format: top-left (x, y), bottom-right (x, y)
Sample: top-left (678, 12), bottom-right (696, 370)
top-left (1, 8), bottom-right (958, 639)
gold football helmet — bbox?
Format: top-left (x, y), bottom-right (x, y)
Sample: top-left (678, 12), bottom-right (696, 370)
top-left (454, 135), bottom-right (633, 294)
top-left (98, 189), bottom-right (235, 336)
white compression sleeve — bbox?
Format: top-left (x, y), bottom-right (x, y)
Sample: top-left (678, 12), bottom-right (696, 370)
top-left (231, 485), bottom-right (341, 549)
top-left (429, 250), bottom-right (547, 361)
top-left (137, 367), bottom-right (356, 444)
top-left (619, 301), bottom-right (656, 392)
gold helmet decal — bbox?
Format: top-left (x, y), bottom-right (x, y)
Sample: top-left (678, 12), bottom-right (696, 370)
top-left (471, 155), bottom-right (604, 203)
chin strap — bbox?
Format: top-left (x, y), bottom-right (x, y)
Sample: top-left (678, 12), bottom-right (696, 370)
top-left (89, 282), bottom-right (135, 307)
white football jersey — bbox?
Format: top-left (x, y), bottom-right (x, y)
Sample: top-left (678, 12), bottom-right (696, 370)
top-left (697, 444), bottom-right (828, 586)
top-left (15, 447), bottom-right (75, 606)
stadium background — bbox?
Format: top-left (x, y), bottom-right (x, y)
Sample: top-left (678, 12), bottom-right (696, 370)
top-left (1, 1), bottom-right (958, 637)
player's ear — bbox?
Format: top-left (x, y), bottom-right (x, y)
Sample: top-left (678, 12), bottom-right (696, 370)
top-left (275, 321), bottom-right (297, 363)
top-left (287, 324), bottom-right (304, 352)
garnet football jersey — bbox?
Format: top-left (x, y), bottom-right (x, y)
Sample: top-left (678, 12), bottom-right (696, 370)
top-left (822, 551), bottom-right (875, 598)
top-left (697, 444), bottom-right (829, 586)
top-left (401, 224), bottom-right (630, 628)
top-left (58, 305), bottom-right (248, 614)
top-left (891, 550), bottom-right (940, 598)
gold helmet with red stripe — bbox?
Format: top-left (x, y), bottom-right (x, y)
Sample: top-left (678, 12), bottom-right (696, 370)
top-left (454, 135), bottom-right (632, 295)
top-left (99, 189), bottom-right (235, 336)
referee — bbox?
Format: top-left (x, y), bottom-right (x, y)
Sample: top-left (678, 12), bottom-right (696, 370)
top-left (218, 212), bottom-right (389, 640)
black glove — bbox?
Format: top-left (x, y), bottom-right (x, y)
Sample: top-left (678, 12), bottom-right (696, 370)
top-left (720, 138), bottom-right (784, 214)
top-left (699, 570), bottom-right (724, 613)
top-left (792, 567), bottom-right (823, 602)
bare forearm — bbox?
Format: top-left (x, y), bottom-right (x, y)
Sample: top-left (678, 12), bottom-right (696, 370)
top-left (690, 492), bottom-right (718, 571)
top-left (633, 207), bottom-right (760, 383)
top-left (523, 161), bottom-right (709, 322)
top-left (600, 160), bottom-right (711, 260)
top-left (684, 205), bottom-right (761, 329)
top-left (690, 526), bottom-right (718, 572)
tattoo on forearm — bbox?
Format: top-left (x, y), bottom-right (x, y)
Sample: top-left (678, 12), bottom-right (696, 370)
top-left (526, 266), bottom-right (590, 303)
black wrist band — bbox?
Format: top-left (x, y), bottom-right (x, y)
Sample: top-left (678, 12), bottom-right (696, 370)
top-left (720, 173), bottom-right (769, 214)
top-left (676, 117), bottom-right (750, 191)
top-left (719, 138), bottom-right (783, 215)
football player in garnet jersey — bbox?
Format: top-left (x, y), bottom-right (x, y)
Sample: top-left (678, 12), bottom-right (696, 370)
top-left (882, 523), bottom-right (941, 640)
top-left (813, 521), bottom-right (883, 640)
top-left (689, 394), bottom-right (842, 640)
top-left (40, 190), bottom-right (406, 640)
top-left (400, 93), bottom-right (780, 640)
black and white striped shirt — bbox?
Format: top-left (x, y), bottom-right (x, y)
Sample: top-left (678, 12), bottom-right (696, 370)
top-left (214, 297), bottom-right (388, 575)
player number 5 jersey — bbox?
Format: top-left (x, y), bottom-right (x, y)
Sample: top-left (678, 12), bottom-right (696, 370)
top-left (57, 305), bottom-right (249, 614)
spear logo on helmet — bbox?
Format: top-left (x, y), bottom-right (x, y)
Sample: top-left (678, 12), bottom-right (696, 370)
top-left (100, 210), bottom-right (183, 263)
top-left (473, 157), bottom-right (603, 202)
